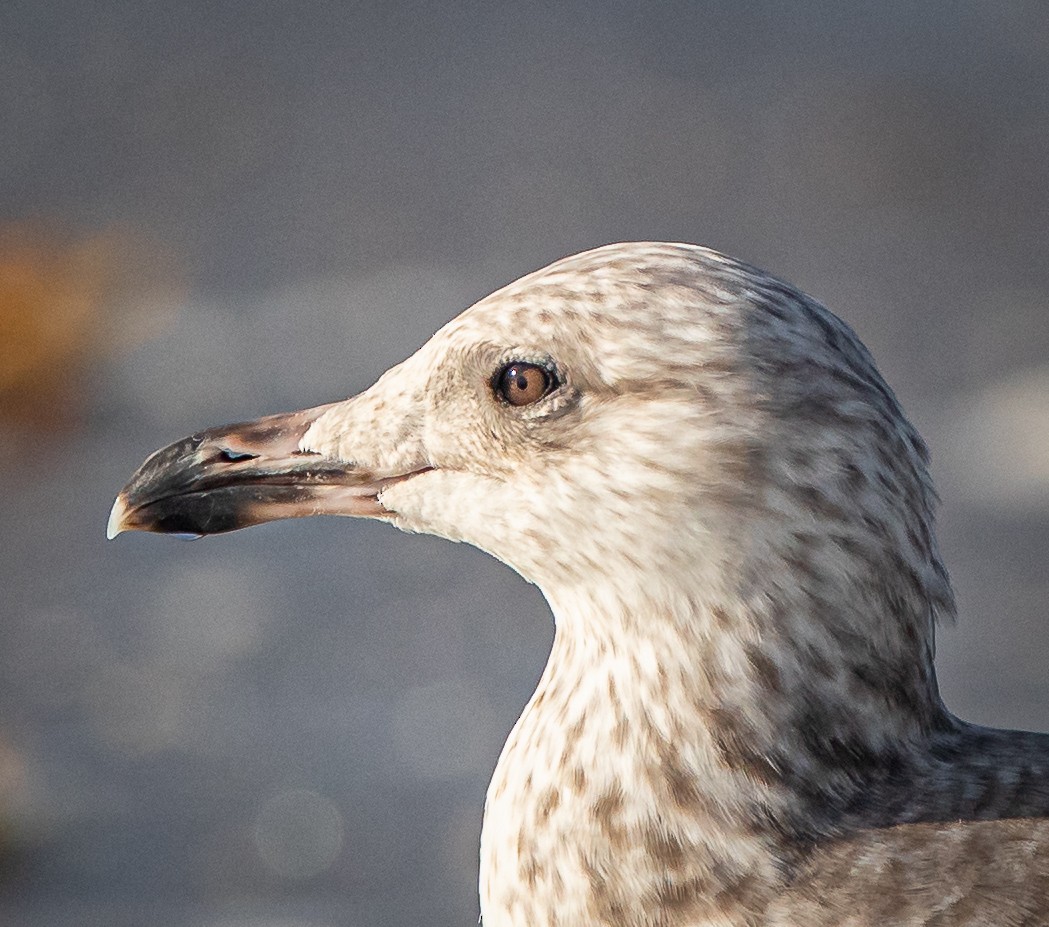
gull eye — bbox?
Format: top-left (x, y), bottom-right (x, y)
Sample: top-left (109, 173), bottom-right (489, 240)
top-left (494, 362), bottom-right (555, 407)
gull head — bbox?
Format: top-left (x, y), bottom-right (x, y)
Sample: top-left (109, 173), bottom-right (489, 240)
top-left (110, 242), bottom-right (955, 661)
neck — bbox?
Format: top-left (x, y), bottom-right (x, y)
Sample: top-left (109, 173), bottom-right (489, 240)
top-left (479, 582), bottom-right (946, 927)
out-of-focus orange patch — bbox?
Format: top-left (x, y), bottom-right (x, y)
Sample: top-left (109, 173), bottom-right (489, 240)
top-left (0, 735), bottom-right (31, 880)
top-left (0, 222), bottom-right (181, 433)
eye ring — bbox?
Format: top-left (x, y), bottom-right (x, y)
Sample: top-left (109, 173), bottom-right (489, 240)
top-left (493, 361), bottom-right (557, 407)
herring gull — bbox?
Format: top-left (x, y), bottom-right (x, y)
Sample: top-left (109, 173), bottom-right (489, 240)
top-left (109, 243), bottom-right (1049, 926)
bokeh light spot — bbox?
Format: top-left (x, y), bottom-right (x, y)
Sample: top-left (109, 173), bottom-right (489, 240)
top-left (253, 789), bottom-right (344, 881)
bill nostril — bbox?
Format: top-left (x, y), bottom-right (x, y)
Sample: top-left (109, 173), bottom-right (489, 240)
top-left (218, 448), bottom-right (258, 463)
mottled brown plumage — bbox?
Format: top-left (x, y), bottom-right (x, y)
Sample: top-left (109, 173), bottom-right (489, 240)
top-left (110, 243), bottom-right (1049, 925)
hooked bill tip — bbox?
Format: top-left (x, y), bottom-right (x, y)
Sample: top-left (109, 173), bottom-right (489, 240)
top-left (107, 495), bottom-right (129, 540)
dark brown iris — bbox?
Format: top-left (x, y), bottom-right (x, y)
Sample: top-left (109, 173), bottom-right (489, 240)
top-left (495, 362), bottom-right (553, 406)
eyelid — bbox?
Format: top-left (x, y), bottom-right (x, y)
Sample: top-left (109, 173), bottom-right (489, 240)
top-left (495, 348), bottom-right (558, 370)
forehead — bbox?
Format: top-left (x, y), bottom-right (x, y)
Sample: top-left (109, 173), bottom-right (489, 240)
top-left (433, 244), bottom-right (761, 383)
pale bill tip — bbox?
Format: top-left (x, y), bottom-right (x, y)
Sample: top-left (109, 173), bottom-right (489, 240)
top-left (106, 495), bottom-right (129, 540)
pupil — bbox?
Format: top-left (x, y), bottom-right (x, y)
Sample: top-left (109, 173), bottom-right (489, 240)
top-left (515, 374), bottom-right (529, 391)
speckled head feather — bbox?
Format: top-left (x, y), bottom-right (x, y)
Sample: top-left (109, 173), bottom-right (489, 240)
top-left (111, 243), bottom-right (1049, 926)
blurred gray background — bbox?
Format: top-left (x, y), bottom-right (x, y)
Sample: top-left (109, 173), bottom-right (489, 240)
top-left (1, 2), bottom-right (1048, 925)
